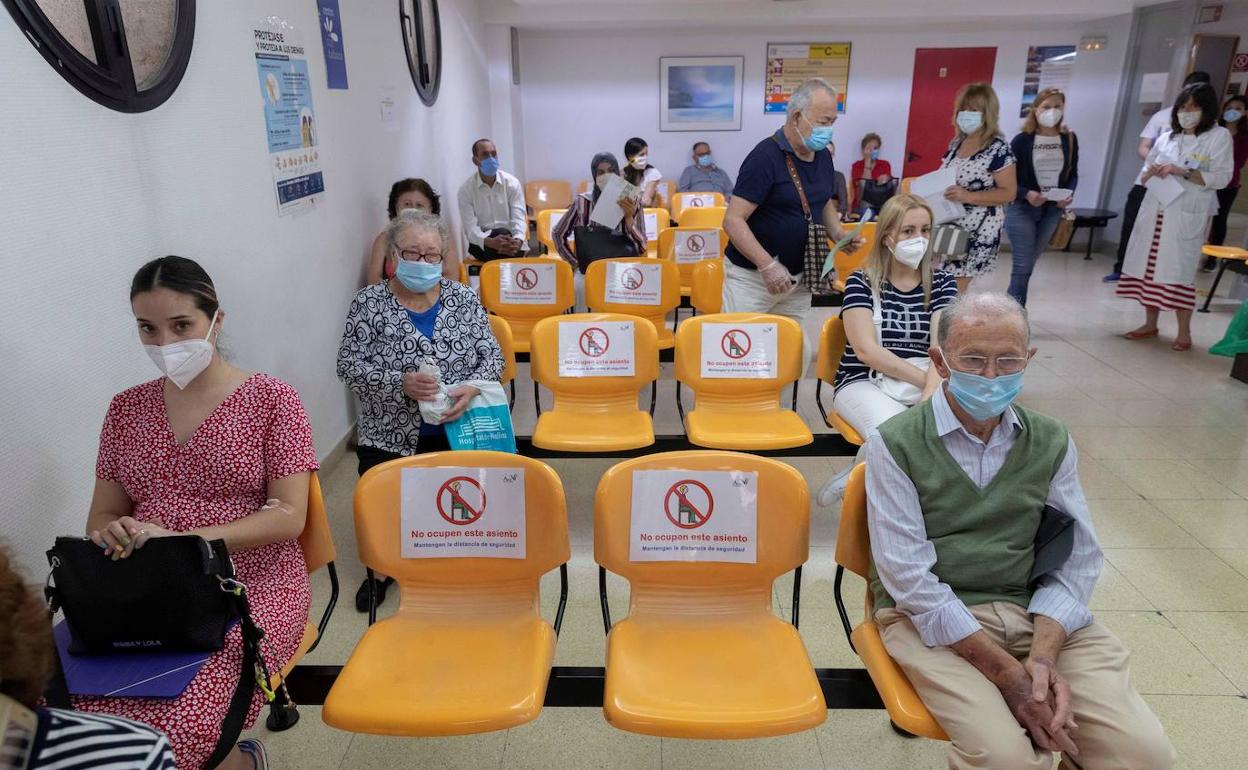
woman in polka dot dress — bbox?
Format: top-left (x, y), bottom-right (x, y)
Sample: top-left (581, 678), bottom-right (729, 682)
top-left (79, 256), bottom-right (318, 770)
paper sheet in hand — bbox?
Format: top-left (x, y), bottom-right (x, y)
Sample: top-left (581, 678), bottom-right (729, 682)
top-left (54, 621), bottom-right (212, 698)
top-left (822, 217), bottom-right (871, 278)
top-left (910, 166), bottom-right (965, 225)
top-left (1044, 188), bottom-right (1073, 202)
top-left (1145, 174), bottom-right (1183, 207)
top-left (589, 175), bottom-right (640, 229)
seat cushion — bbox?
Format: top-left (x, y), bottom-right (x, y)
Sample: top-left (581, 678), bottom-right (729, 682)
top-left (604, 614), bottom-right (826, 738)
top-left (533, 409), bottom-right (654, 452)
top-left (323, 613), bottom-right (556, 736)
top-left (686, 408), bottom-right (813, 450)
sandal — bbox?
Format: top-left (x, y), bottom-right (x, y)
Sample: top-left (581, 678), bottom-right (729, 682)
top-left (1172, 340), bottom-right (1192, 351)
top-left (1123, 329), bottom-right (1159, 340)
top-left (237, 739), bottom-right (268, 770)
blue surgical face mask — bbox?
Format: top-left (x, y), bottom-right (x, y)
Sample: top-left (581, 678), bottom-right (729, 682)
top-left (800, 114), bottom-right (834, 152)
top-left (1224, 109), bottom-right (1244, 123)
top-left (944, 364), bottom-right (1025, 421)
top-left (870, 148), bottom-right (880, 161)
top-left (394, 259), bottom-right (442, 292)
top-left (956, 110), bottom-right (984, 135)
top-left (697, 154), bottom-right (714, 168)
top-left (479, 156), bottom-right (500, 177)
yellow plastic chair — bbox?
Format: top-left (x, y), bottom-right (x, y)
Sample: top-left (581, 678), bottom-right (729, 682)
top-left (487, 315), bottom-right (517, 411)
top-left (899, 177), bottom-right (914, 195)
top-left (595, 450), bottom-right (826, 738)
top-left (525, 180), bottom-right (572, 221)
top-left (536, 208), bottom-right (573, 257)
top-left (585, 258), bottom-right (681, 350)
top-left (576, 179), bottom-right (593, 196)
top-left (1199, 244), bottom-right (1248, 312)
top-left (657, 227), bottom-right (728, 298)
top-left (674, 313), bottom-right (813, 450)
top-left (671, 192), bottom-right (726, 221)
top-left (814, 316), bottom-right (864, 446)
top-left (530, 313), bottom-right (658, 451)
top-left (653, 179), bottom-right (677, 213)
top-left (677, 205), bottom-right (727, 229)
top-left (322, 451), bottom-right (571, 736)
top-left (642, 207), bottom-right (670, 258)
top-left (690, 259), bottom-right (724, 315)
top-left (830, 222), bottom-right (877, 292)
top-left (835, 464), bottom-right (949, 741)
top-left (266, 472), bottom-right (340, 729)
top-left (480, 258), bottom-right (575, 353)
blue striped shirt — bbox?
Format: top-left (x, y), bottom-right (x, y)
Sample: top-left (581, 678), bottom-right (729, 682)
top-left (32, 708), bottom-right (175, 770)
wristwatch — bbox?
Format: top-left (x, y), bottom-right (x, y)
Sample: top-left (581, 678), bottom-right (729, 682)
top-left (1183, 168), bottom-right (1194, 180)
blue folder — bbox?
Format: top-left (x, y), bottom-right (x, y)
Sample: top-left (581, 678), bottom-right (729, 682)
top-left (53, 622), bottom-right (213, 699)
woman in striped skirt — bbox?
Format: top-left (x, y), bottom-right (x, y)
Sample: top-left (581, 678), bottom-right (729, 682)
top-left (1118, 83), bottom-right (1233, 350)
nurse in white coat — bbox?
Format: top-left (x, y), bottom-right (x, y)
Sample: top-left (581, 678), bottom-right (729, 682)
top-left (1118, 83), bottom-right (1233, 350)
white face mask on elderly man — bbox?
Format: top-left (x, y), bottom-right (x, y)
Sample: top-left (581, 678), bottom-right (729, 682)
top-left (145, 312), bottom-right (218, 389)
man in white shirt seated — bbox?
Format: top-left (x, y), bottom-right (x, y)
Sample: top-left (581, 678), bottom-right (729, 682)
top-left (677, 141), bottom-right (733, 198)
top-left (865, 293), bottom-right (1174, 770)
top-left (457, 138), bottom-right (528, 261)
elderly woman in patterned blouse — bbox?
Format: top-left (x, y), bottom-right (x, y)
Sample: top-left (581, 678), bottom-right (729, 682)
top-left (337, 209), bottom-right (503, 609)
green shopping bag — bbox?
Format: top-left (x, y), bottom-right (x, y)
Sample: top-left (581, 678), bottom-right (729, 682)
top-left (1210, 299), bottom-right (1248, 357)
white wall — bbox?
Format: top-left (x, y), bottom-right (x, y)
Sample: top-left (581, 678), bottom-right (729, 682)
top-left (514, 17), bottom-right (1132, 208)
top-left (0, 0), bottom-right (493, 575)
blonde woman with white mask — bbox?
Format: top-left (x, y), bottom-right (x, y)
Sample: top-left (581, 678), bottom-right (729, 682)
top-left (817, 194), bottom-right (958, 506)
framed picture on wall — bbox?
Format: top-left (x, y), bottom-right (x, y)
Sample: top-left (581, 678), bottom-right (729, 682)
top-left (660, 56), bottom-right (744, 132)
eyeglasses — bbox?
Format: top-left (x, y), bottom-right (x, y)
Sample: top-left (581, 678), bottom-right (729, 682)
top-left (397, 249), bottom-right (444, 264)
top-left (946, 354), bottom-right (1029, 375)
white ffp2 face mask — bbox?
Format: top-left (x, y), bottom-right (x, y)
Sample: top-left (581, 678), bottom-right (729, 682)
top-left (1037, 108), bottom-right (1063, 128)
top-left (1177, 110), bottom-right (1202, 130)
top-left (630, 155), bottom-right (648, 170)
top-left (892, 236), bottom-right (929, 269)
top-left (144, 312), bottom-right (218, 389)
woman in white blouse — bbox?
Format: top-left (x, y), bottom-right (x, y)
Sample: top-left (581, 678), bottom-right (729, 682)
top-left (1118, 83), bottom-right (1233, 351)
top-left (623, 137), bottom-right (663, 207)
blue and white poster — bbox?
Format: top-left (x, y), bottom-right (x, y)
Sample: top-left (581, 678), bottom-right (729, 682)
top-left (317, 0), bottom-right (348, 89)
top-left (254, 17), bottom-right (325, 215)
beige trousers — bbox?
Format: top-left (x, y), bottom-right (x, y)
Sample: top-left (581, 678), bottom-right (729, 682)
top-left (876, 602), bottom-right (1175, 770)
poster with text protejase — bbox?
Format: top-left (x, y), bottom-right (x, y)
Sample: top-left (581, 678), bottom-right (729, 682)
top-left (629, 470), bottom-right (758, 563)
top-left (254, 18), bottom-right (325, 216)
top-left (699, 322), bottom-right (778, 378)
top-left (400, 467), bottom-right (526, 559)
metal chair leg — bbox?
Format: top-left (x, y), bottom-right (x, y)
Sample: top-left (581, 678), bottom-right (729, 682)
top-left (1200, 260), bottom-right (1230, 313)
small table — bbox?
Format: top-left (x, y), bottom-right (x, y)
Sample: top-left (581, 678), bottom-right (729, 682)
top-left (1063, 208), bottom-right (1119, 261)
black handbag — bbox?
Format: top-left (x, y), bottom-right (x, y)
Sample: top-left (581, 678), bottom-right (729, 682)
top-left (573, 225), bottom-right (640, 274)
top-left (46, 535), bottom-right (239, 654)
top-left (859, 177), bottom-right (897, 212)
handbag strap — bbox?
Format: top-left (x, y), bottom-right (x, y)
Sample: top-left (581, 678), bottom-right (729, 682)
top-left (771, 136), bottom-right (813, 221)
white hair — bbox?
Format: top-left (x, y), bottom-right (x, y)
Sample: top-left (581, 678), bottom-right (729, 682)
top-left (386, 208), bottom-right (448, 253)
top-left (787, 78), bottom-right (839, 118)
top-left (937, 292), bottom-right (1030, 348)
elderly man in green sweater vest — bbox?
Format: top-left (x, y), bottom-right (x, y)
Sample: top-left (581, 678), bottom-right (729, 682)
top-left (865, 293), bottom-right (1173, 769)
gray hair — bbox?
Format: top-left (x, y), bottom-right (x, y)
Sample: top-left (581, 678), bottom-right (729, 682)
top-left (937, 292), bottom-right (1030, 349)
top-left (787, 78), bottom-right (839, 118)
top-left (386, 208), bottom-right (448, 253)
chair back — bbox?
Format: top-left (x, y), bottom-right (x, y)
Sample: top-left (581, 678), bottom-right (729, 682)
top-left (671, 192), bottom-right (726, 220)
top-left (833, 222), bottom-right (876, 290)
top-left (642, 208), bottom-right (670, 257)
top-left (814, 315), bottom-right (848, 386)
top-left (300, 472), bottom-right (336, 574)
top-left (675, 312), bottom-right (803, 410)
top-left (690, 259), bottom-right (724, 315)
top-left (677, 205), bottom-right (727, 228)
top-left (530, 312), bottom-right (659, 404)
top-left (576, 179), bottom-right (593, 196)
top-left (833, 464), bottom-right (870, 579)
top-left (658, 227), bottom-right (728, 294)
top-left (525, 180), bottom-right (572, 212)
top-left (536, 208), bottom-right (573, 256)
top-left (654, 180), bottom-right (677, 213)
top-left (584, 258), bottom-right (680, 347)
top-left (595, 451), bottom-right (810, 614)
top-left (354, 452), bottom-right (570, 607)
top-left (487, 315), bottom-right (516, 386)
top-left (899, 177), bottom-right (913, 195)
top-left (479, 258), bottom-right (575, 352)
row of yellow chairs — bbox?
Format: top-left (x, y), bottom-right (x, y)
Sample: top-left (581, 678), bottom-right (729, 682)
top-left (534, 206), bottom-right (727, 259)
top-left (310, 450), bottom-right (944, 741)
top-left (526, 179), bottom-right (725, 220)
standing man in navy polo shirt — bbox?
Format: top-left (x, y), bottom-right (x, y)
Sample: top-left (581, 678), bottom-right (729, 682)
top-left (722, 78), bottom-right (857, 359)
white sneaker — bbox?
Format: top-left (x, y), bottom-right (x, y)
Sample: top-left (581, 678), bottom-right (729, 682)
top-left (817, 464), bottom-right (854, 508)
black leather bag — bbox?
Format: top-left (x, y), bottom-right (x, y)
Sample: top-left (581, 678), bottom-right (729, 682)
top-left (573, 225), bottom-right (640, 274)
top-left (46, 535), bottom-right (240, 654)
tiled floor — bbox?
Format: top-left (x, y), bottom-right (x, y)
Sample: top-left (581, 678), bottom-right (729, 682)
top-left (245, 244), bottom-right (1248, 768)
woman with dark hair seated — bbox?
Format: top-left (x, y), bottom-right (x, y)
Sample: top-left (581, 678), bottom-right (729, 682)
top-left (366, 178), bottom-right (459, 284)
top-left (75, 256), bottom-right (319, 769)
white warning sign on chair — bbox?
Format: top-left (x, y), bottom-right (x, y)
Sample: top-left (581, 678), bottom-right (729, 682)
top-left (644, 211), bottom-right (660, 241)
top-left (629, 470), bottom-right (757, 563)
top-left (674, 229), bottom-right (719, 264)
top-left (544, 211), bottom-right (564, 241)
top-left (499, 262), bottom-right (556, 304)
top-left (699, 322), bottom-right (778, 378)
top-left (683, 193), bottom-right (717, 209)
top-left (557, 320), bottom-right (636, 377)
top-left (400, 467), bottom-right (526, 559)
top-left (604, 261), bottom-right (662, 305)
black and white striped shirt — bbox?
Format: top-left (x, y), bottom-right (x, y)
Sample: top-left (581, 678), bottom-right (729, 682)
top-left (32, 709), bottom-right (175, 770)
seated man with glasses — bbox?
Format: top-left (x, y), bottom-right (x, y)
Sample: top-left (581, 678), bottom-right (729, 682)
top-left (864, 292), bottom-right (1173, 770)
top-left (337, 208), bottom-right (503, 611)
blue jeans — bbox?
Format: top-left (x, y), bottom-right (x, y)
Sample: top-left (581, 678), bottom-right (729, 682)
top-left (1004, 201), bottom-right (1063, 306)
